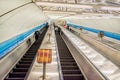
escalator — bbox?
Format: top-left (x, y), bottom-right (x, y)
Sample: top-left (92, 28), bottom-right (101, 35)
top-left (55, 32), bottom-right (85, 80)
top-left (4, 27), bottom-right (47, 80)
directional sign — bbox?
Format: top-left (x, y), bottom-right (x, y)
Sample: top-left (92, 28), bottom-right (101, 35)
top-left (37, 49), bottom-right (52, 63)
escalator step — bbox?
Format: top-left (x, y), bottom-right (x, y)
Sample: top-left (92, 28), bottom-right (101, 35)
top-left (25, 54), bottom-right (34, 56)
top-left (60, 57), bottom-right (73, 59)
top-left (62, 70), bottom-right (81, 74)
top-left (60, 59), bottom-right (75, 62)
top-left (27, 53), bottom-right (35, 55)
top-left (26, 50), bottom-right (36, 52)
top-left (5, 78), bottom-right (24, 80)
top-left (19, 61), bottom-right (32, 64)
top-left (27, 51), bottom-right (36, 53)
top-left (9, 72), bottom-right (26, 78)
top-left (25, 52), bottom-right (35, 54)
top-left (31, 47), bottom-right (37, 48)
top-left (21, 58), bottom-right (33, 61)
top-left (63, 74), bottom-right (83, 80)
top-left (16, 64), bottom-right (30, 68)
top-left (62, 66), bottom-right (79, 70)
top-left (23, 55), bottom-right (34, 58)
top-left (59, 55), bottom-right (72, 57)
top-left (13, 68), bottom-right (28, 72)
top-left (61, 62), bottom-right (77, 66)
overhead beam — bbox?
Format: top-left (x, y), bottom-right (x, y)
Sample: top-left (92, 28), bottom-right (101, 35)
top-left (42, 9), bottom-right (110, 15)
top-left (36, 1), bottom-right (93, 9)
top-left (43, 10), bottom-right (78, 14)
top-left (36, 1), bottom-right (120, 11)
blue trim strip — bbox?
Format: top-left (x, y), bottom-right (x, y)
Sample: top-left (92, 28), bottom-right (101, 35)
top-left (0, 23), bottom-right (47, 58)
top-left (67, 23), bottom-right (120, 40)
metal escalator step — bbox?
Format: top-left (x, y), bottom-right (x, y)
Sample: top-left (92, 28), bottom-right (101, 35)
top-left (13, 68), bottom-right (28, 72)
top-left (29, 48), bottom-right (37, 49)
top-left (23, 55), bottom-right (34, 58)
top-left (62, 70), bottom-right (81, 74)
top-left (26, 51), bottom-right (36, 52)
top-left (21, 57), bottom-right (34, 59)
top-left (5, 78), bottom-right (24, 80)
top-left (60, 57), bottom-right (73, 59)
top-left (27, 47), bottom-right (37, 53)
top-left (25, 53), bottom-right (36, 56)
top-left (59, 55), bottom-right (72, 57)
top-left (9, 72), bottom-right (26, 78)
top-left (19, 61), bottom-right (32, 64)
top-left (16, 64), bottom-right (30, 68)
top-left (25, 54), bottom-right (34, 56)
top-left (25, 52), bottom-right (35, 54)
top-left (28, 49), bottom-right (36, 51)
top-left (62, 66), bottom-right (79, 70)
top-left (63, 74), bottom-right (83, 80)
top-left (21, 58), bottom-right (33, 61)
top-left (60, 59), bottom-right (75, 62)
top-left (61, 62), bottom-right (77, 66)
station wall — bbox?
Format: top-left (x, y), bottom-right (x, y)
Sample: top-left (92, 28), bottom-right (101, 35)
top-left (66, 18), bottom-right (120, 34)
top-left (0, 0), bottom-right (48, 43)
top-left (0, 0), bottom-right (32, 16)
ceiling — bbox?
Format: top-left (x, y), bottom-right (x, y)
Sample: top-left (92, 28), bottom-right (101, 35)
top-left (34, 0), bottom-right (120, 19)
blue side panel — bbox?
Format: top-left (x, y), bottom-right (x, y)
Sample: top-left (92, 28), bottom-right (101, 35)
top-left (67, 23), bottom-right (120, 40)
top-left (104, 31), bottom-right (120, 40)
top-left (67, 24), bottom-right (80, 29)
top-left (0, 23), bottom-right (47, 58)
top-left (83, 26), bottom-right (100, 33)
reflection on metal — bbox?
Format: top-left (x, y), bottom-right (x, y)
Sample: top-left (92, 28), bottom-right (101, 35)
top-left (70, 26), bottom-right (120, 66)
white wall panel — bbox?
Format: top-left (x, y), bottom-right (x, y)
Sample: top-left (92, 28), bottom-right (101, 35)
top-left (0, 3), bottom-right (48, 43)
top-left (0, 0), bottom-right (32, 16)
top-left (63, 16), bottom-right (120, 34)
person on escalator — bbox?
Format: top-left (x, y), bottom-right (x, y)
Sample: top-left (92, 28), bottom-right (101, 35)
top-left (67, 25), bottom-right (69, 30)
top-left (35, 31), bottom-right (40, 40)
top-left (58, 27), bottom-right (62, 35)
top-left (55, 26), bottom-right (58, 33)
